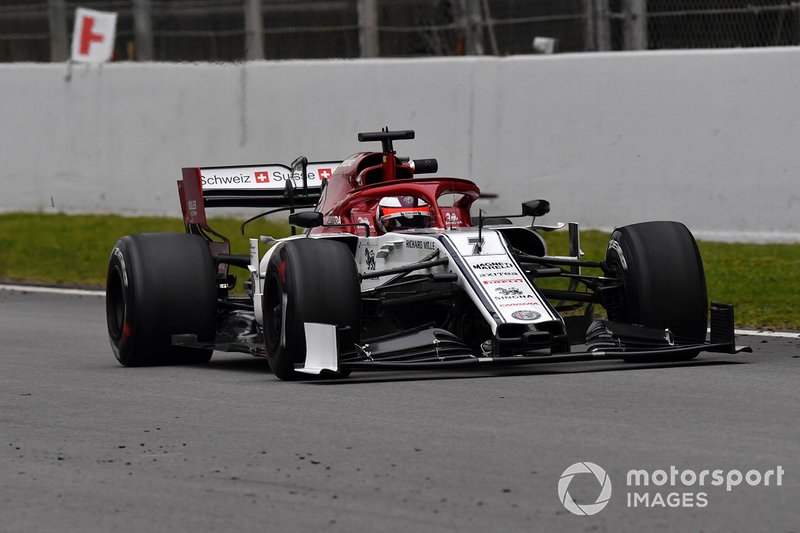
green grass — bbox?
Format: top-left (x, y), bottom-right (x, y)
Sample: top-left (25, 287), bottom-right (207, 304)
top-left (0, 212), bottom-right (290, 288)
top-left (1, 212), bottom-right (798, 330)
top-left (540, 230), bottom-right (800, 330)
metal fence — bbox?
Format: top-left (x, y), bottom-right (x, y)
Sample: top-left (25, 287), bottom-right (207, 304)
top-left (1, 0), bottom-right (798, 63)
top-left (648, 0), bottom-right (800, 49)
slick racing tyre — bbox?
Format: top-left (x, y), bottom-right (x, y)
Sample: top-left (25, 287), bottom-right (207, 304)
top-left (603, 221), bottom-right (708, 358)
top-left (262, 238), bottom-right (360, 380)
top-left (106, 233), bottom-right (217, 366)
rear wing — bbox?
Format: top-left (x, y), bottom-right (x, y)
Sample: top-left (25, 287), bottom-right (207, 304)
top-left (178, 161), bottom-right (340, 226)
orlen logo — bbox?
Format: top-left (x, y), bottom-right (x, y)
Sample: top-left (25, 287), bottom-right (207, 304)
top-left (558, 462), bottom-right (612, 516)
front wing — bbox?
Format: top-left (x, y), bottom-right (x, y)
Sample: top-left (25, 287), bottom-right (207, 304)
top-left (300, 303), bottom-right (751, 376)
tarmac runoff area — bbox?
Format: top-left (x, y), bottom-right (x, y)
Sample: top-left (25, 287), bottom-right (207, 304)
top-left (0, 287), bottom-right (798, 532)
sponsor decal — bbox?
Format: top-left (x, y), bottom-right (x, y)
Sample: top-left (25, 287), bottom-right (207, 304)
top-left (445, 212), bottom-right (460, 227)
top-left (364, 248), bottom-right (376, 271)
top-left (499, 302), bottom-right (541, 307)
top-left (478, 271), bottom-right (520, 278)
top-left (511, 309), bottom-right (541, 321)
top-left (482, 278), bottom-right (525, 284)
top-left (472, 261), bottom-right (515, 270)
top-left (112, 248), bottom-right (128, 287)
top-left (198, 163), bottom-right (338, 191)
top-left (495, 287), bottom-right (523, 296)
top-left (201, 173), bottom-right (253, 187)
top-left (492, 286), bottom-right (539, 301)
top-left (607, 239), bottom-right (627, 270)
top-left (406, 240), bottom-right (437, 251)
top-left (399, 196), bottom-right (417, 208)
top-left (325, 215), bottom-right (342, 225)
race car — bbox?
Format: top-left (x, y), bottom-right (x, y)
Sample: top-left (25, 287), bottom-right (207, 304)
top-left (105, 128), bottom-right (749, 379)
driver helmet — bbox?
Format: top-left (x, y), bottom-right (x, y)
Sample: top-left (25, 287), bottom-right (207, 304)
top-left (376, 196), bottom-right (432, 233)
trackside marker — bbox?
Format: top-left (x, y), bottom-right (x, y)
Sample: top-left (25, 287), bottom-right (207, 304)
top-left (70, 8), bottom-right (117, 64)
top-left (79, 16), bottom-right (105, 55)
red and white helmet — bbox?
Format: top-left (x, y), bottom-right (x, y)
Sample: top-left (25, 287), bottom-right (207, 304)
top-left (375, 196), bottom-right (433, 233)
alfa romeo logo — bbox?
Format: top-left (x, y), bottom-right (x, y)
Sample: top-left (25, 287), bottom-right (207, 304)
top-left (558, 462), bottom-right (612, 516)
top-left (511, 309), bottom-right (540, 321)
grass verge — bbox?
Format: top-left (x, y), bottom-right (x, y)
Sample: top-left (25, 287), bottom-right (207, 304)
top-left (1, 212), bottom-right (797, 330)
top-left (0, 212), bottom-right (290, 288)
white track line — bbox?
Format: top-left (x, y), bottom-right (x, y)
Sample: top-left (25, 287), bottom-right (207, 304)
top-left (0, 284), bottom-right (104, 297)
top-left (1, 283), bottom-right (798, 338)
top-left (733, 329), bottom-right (799, 339)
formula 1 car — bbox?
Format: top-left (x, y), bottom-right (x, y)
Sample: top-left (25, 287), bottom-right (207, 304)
top-left (105, 128), bottom-right (749, 379)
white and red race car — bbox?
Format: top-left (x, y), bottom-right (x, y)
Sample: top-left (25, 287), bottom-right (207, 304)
top-left (105, 129), bottom-right (749, 379)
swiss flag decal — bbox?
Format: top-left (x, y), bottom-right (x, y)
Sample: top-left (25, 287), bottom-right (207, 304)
top-left (318, 168), bottom-right (332, 181)
top-left (255, 171), bottom-right (269, 183)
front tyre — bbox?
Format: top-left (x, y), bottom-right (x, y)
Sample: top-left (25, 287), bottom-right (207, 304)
top-left (263, 239), bottom-right (360, 380)
top-left (106, 233), bottom-right (217, 366)
top-left (603, 221), bottom-right (708, 353)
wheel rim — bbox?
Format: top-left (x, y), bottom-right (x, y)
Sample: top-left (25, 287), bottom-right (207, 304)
top-left (107, 267), bottom-right (126, 341)
top-left (264, 273), bottom-right (282, 351)
top-left (602, 251), bottom-right (628, 323)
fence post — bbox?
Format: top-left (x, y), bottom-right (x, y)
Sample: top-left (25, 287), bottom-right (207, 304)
top-left (623, 0), bottom-right (648, 50)
top-left (244, 0), bottom-right (265, 60)
top-left (455, 0), bottom-right (484, 55)
top-left (133, 0), bottom-right (154, 60)
top-left (357, 0), bottom-right (380, 57)
top-left (47, 0), bottom-right (68, 62)
top-left (593, 0), bottom-right (611, 51)
top-left (584, 0), bottom-right (595, 51)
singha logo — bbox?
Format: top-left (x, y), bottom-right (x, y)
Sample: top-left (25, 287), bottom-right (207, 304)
top-left (495, 287), bottom-right (523, 296)
top-left (365, 248), bottom-right (376, 271)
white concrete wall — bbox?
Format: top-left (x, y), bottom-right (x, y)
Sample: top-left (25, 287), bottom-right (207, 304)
top-left (2, 48), bottom-right (799, 242)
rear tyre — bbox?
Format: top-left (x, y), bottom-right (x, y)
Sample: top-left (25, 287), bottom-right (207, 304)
top-left (262, 239), bottom-right (360, 380)
top-left (106, 233), bottom-right (217, 366)
top-left (603, 221), bottom-right (708, 359)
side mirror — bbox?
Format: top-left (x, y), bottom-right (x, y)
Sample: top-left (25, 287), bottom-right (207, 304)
top-left (522, 199), bottom-right (550, 218)
top-left (288, 211), bottom-right (323, 229)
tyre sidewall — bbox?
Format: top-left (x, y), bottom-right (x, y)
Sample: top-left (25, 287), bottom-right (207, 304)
top-left (605, 221), bottom-right (708, 343)
top-left (106, 233), bottom-right (217, 366)
top-left (264, 239), bottom-right (360, 380)
top-left (107, 237), bottom-right (141, 365)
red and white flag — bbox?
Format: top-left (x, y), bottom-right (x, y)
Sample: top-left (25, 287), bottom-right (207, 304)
top-left (70, 8), bottom-right (117, 64)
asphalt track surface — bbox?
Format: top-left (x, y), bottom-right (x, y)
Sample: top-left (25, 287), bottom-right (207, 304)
top-left (1, 290), bottom-right (798, 533)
